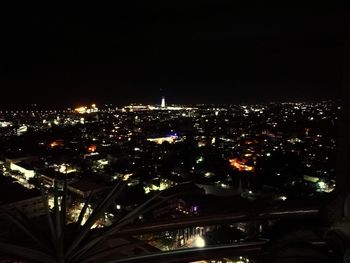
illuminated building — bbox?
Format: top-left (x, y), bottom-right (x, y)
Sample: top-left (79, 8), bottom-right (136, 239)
top-left (161, 96), bottom-right (166, 108)
top-left (0, 121), bottom-right (12, 127)
top-left (74, 104), bottom-right (98, 114)
top-left (87, 144), bottom-right (97, 153)
top-left (17, 125), bottom-right (28, 136)
top-left (143, 178), bottom-right (177, 194)
top-left (39, 169), bottom-right (77, 188)
top-left (123, 105), bottom-right (151, 112)
top-left (147, 135), bottom-right (178, 145)
top-left (229, 158), bottom-right (254, 172)
top-left (75, 106), bottom-right (87, 114)
top-left (58, 164), bottom-right (77, 174)
top-left (91, 103), bottom-right (98, 112)
top-left (9, 161), bottom-right (35, 180)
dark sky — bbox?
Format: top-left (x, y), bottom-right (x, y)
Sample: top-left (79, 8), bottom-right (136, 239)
top-left (0, 5), bottom-right (343, 108)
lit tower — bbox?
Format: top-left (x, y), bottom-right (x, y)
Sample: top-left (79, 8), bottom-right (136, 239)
top-left (161, 96), bottom-right (166, 108)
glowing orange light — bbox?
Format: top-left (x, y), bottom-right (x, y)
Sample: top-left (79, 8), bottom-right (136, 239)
top-left (75, 106), bottom-right (87, 114)
top-left (88, 144), bottom-right (97, 153)
top-left (50, 140), bottom-right (64, 148)
top-left (229, 158), bottom-right (254, 172)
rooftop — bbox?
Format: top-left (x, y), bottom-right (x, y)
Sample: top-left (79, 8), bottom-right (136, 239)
top-left (0, 175), bottom-right (41, 205)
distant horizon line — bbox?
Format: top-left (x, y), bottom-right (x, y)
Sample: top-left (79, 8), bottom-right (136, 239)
top-left (0, 99), bottom-right (340, 111)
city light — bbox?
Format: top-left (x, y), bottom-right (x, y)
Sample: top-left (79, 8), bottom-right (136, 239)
top-left (147, 135), bottom-right (178, 145)
top-left (88, 144), bottom-right (97, 153)
top-left (0, 99), bottom-right (340, 261)
top-left (229, 158), bottom-right (254, 172)
top-left (75, 106), bottom-right (87, 114)
top-left (194, 236), bottom-right (205, 248)
top-left (0, 6), bottom-right (343, 262)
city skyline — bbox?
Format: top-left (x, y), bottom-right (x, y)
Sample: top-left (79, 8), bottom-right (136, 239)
top-left (0, 97), bottom-right (341, 111)
top-left (0, 99), bottom-right (340, 262)
top-left (0, 6), bottom-right (348, 263)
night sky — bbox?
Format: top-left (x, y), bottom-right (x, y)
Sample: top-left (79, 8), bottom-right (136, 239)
top-left (0, 6), bottom-right (342, 108)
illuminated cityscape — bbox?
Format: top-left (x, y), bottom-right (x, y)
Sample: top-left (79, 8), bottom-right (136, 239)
top-left (0, 99), bottom-right (342, 262)
top-left (0, 5), bottom-right (346, 263)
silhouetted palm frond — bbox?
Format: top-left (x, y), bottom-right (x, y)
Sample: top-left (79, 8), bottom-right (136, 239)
top-left (0, 180), bottom-right (192, 263)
